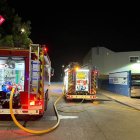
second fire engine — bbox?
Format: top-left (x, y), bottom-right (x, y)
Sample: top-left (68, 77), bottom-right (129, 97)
top-left (63, 62), bottom-right (98, 100)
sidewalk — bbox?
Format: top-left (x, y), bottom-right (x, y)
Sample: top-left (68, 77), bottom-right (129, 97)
top-left (98, 89), bottom-right (140, 110)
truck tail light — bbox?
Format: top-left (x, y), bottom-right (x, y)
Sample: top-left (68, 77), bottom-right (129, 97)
top-left (30, 101), bottom-right (35, 106)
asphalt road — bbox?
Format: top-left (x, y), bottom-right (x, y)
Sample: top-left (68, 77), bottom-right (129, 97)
top-left (0, 82), bottom-right (140, 140)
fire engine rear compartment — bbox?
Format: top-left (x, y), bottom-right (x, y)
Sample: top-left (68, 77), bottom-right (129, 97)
top-left (0, 46), bottom-right (50, 115)
top-left (63, 63), bottom-right (98, 100)
top-left (0, 56), bottom-right (25, 108)
top-left (0, 56), bottom-right (25, 92)
top-left (0, 49), bottom-right (29, 111)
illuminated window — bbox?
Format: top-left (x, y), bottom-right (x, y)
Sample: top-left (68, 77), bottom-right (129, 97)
top-left (129, 56), bottom-right (139, 63)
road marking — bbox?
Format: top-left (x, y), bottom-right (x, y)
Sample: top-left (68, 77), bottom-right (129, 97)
top-left (41, 115), bottom-right (78, 121)
top-left (59, 115), bottom-right (79, 119)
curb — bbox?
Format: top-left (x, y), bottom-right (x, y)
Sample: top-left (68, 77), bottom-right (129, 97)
top-left (100, 93), bottom-right (140, 111)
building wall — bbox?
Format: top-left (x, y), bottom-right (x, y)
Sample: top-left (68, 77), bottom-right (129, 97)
top-left (83, 47), bottom-right (140, 75)
top-left (83, 49), bottom-right (92, 69)
top-left (83, 47), bottom-right (140, 97)
top-left (102, 51), bottom-right (140, 74)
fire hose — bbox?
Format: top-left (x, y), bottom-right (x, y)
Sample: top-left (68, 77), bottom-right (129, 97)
top-left (9, 88), bottom-right (63, 134)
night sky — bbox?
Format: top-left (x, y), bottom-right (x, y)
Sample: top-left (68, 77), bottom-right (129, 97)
top-left (6, 1), bottom-right (140, 81)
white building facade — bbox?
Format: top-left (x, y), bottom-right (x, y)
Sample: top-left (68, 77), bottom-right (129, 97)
top-left (83, 47), bottom-right (140, 75)
top-left (83, 47), bottom-right (140, 97)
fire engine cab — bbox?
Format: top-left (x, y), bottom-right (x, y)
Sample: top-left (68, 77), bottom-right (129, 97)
top-left (63, 62), bottom-right (98, 100)
top-left (0, 44), bottom-right (51, 116)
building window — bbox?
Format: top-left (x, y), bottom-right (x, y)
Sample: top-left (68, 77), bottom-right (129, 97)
top-left (129, 56), bottom-right (139, 63)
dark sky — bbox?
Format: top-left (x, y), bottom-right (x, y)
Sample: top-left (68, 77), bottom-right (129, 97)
top-left (7, 1), bottom-right (140, 80)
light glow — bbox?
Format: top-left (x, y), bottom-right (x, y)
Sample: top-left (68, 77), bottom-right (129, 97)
top-left (30, 101), bottom-right (35, 106)
top-left (75, 67), bottom-right (80, 71)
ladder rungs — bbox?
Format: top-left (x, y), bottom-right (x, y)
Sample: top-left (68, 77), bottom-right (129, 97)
top-left (28, 44), bottom-right (40, 95)
top-left (30, 84), bottom-right (38, 87)
top-left (30, 84), bottom-right (37, 86)
top-left (29, 92), bottom-right (37, 94)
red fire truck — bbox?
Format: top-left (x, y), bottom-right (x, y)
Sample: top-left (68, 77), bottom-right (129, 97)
top-left (0, 44), bottom-right (52, 116)
top-left (63, 62), bottom-right (98, 100)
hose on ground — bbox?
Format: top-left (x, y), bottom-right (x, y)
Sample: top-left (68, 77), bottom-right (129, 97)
top-left (57, 89), bottom-right (88, 113)
top-left (9, 88), bottom-right (63, 135)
